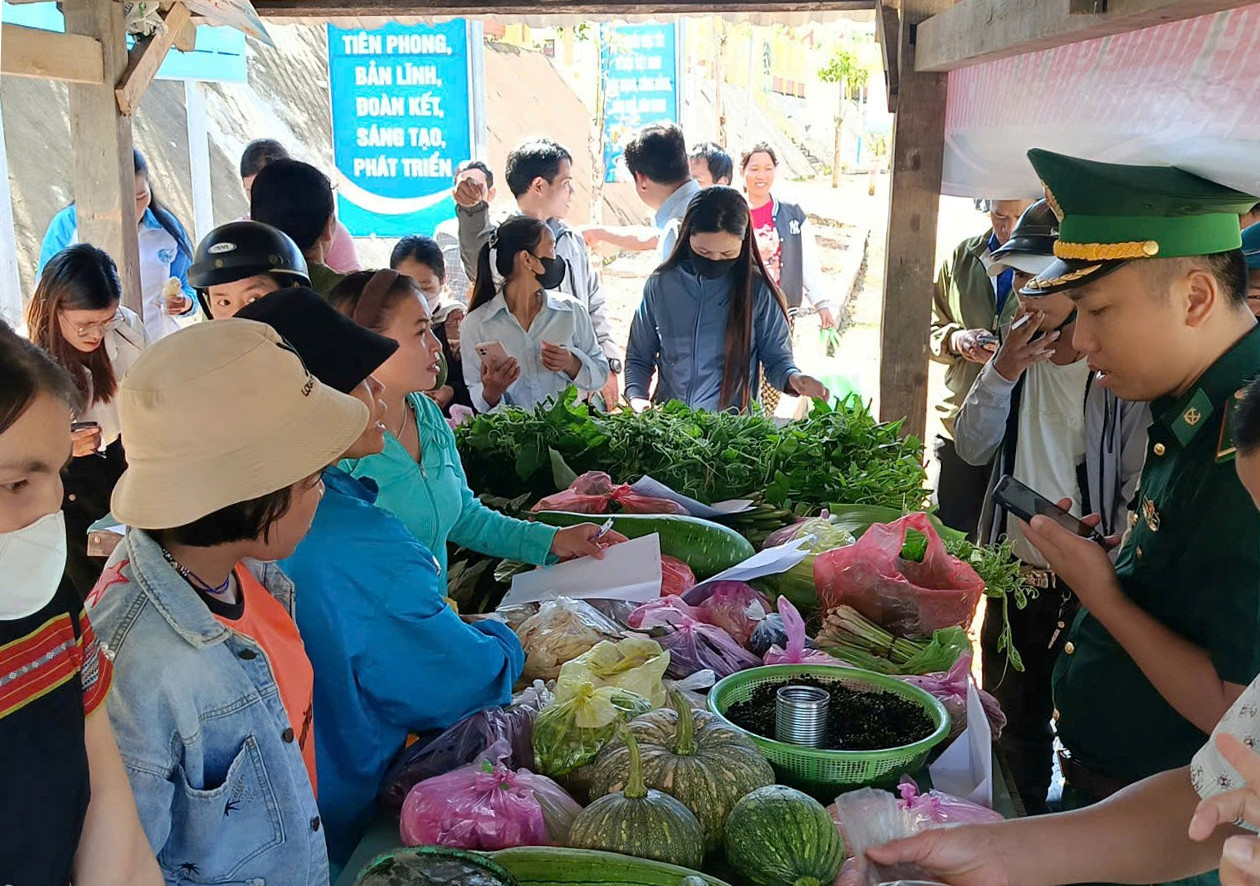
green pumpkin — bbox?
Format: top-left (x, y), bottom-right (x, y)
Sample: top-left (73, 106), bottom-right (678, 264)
top-left (723, 785), bottom-right (845, 886)
top-left (588, 691), bottom-right (775, 852)
top-left (568, 731), bottom-right (705, 869)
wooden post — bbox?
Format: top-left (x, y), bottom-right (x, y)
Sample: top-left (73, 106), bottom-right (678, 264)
top-left (0, 112), bottom-right (22, 329)
top-left (714, 19), bottom-right (727, 146)
top-left (877, 0), bottom-right (949, 440)
top-left (64, 0), bottom-right (142, 317)
top-left (185, 81), bottom-right (214, 245)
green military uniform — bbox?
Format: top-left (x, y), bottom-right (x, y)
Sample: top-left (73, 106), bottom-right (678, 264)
top-left (308, 262), bottom-right (346, 300)
top-left (1021, 150), bottom-right (1260, 886)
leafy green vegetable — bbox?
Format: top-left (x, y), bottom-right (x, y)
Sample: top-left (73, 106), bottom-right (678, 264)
top-left (944, 537), bottom-right (1036, 673)
top-left (900, 529), bottom-right (929, 563)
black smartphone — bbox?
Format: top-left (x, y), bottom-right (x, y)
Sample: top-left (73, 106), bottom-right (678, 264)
top-left (992, 474), bottom-right (1105, 544)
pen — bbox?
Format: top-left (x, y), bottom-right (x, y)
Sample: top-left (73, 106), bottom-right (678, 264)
top-left (594, 517), bottom-right (615, 541)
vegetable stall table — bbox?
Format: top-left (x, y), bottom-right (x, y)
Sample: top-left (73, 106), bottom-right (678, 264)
top-left (335, 751), bottom-right (1025, 886)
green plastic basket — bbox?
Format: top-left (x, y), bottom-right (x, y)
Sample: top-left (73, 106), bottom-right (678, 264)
top-left (708, 664), bottom-right (950, 796)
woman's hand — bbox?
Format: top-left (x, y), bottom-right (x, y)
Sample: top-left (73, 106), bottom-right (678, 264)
top-left (550, 524), bottom-right (629, 561)
top-left (481, 357), bottom-right (521, 407)
top-left (993, 312), bottom-right (1058, 382)
top-left (1189, 733), bottom-right (1260, 886)
top-left (541, 341), bottom-right (581, 379)
top-left (789, 374), bottom-right (830, 401)
top-left (445, 310), bottom-right (464, 356)
top-left (630, 397), bottom-right (652, 414)
top-left (952, 328), bottom-right (999, 364)
top-left (837, 825), bottom-right (1014, 886)
top-left (161, 278), bottom-right (190, 316)
top-left (72, 426), bottom-right (103, 458)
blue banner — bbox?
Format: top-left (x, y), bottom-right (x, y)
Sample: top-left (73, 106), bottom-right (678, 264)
top-left (327, 21), bottom-right (472, 239)
top-left (600, 23), bottom-right (679, 184)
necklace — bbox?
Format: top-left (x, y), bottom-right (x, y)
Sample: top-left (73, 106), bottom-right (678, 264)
top-left (391, 399), bottom-right (413, 439)
top-left (160, 546), bottom-right (233, 596)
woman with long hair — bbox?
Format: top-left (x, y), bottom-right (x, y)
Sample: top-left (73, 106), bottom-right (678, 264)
top-left (332, 268), bottom-right (618, 584)
top-left (460, 215), bottom-right (609, 412)
top-left (391, 234), bottom-right (471, 413)
top-left (624, 186), bottom-right (829, 413)
top-left (25, 244), bottom-right (145, 596)
top-left (0, 322), bottom-right (161, 885)
top-left (39, 148), bottom-right (197, 341)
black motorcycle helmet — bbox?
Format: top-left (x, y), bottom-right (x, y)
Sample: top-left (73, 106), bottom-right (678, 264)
top-left (189, 221), bottom-right (310, 315)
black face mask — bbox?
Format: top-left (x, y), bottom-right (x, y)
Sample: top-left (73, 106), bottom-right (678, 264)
top-left (532, 254), bottom-right (567, 290)
top-left (692, 255), bottom-right (738, 279)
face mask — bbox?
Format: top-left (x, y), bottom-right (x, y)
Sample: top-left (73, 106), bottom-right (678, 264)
top-left (0, 511), bottom-right (67, 620)
top-left (692, 255), bottom-right (739, 279)
top-left (533, 255), bottom-right (567, 290)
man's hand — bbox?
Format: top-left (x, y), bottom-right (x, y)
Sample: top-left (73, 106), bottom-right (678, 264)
top-left (630, 397), bottom-right (652, 414)
top-left (481, 356), bottom-right (521, 406)
top-left (1021, 503), bottom-right (1124, 612)
top-left (838, 825), bottom-right (1014, 886)
top-left (72, 425), bottom-right (103, 458)
top-left (582, 226), bottom-right (609, 248)
top-left (454, 178), bottom-right (488, 209)
top-left (425, 385), bottom-right (455, 409)
top-left (600, 373), bottom-right (621, 410)
top-left (1189, 734), bottom-right (1260, 886)
top-left (541, 341), bottom-right (581, 378)
top-left (951, 328), bottom-right (999, 364)
top-left (993, 312), bottom-right (1058, 382)
top-left (817, 307), bottom-right (836, 330)
top-left (445, 310), bottom-right (465, 356)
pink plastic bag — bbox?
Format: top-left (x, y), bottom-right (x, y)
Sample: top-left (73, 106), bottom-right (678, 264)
top-left (400, 740), bottom-right (580, 850)
top-left (897, 777), bottom-right (1004, 826)
top-left (609, 485), bottom-right (689, 515)
top-left (532, 472), bottom-right (615, 514)
top-left (815, 513), bottom-right (986, 637)
top-left (900, 655), bottom-right (1006, 741)
top-left (630, 598), bottom-right (761, 678)
top-left (764, 597), bottom-right (840, 666)
top-left (682, 581), bottom-right (769, 646)
top-left (660, 555), bottom-right (697, 596)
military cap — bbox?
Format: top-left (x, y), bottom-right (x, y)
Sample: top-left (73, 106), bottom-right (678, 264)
top-left (1021, 149), bottom-right (1257, 296)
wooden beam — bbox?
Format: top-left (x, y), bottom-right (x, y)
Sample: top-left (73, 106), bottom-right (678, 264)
top-left (173, 15), bottom-right (199, 53)
top-left (0, 23), bottom-right (104, 84)
top-left (116, 2), bottom-right (191, 116)
top-left (878, 0), bottom-right (949, 440)
top-left (253, 0), bottom-right (876, 13)
top-left (64, 0), bottom-right (143, 316)
top-left (875, 0), bottom-right (900, 112)
top-left (916, 0), bottom-right (1257, 73)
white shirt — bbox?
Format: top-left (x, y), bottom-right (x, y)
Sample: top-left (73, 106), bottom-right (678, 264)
top-left (81, 306), bottom-right (147, 446)
top-left (1007, 359), bottom-right (1090, 566)
top-left (460, 289), bottom-right (610, 413)
top-left (1193, 677), bottom-right (1260, 831)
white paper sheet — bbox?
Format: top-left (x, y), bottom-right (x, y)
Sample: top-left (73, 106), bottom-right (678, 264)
top-left (686, 536), bottom-right (812, 600)
top-left (499, 533), bottom-right (663, 608)
top-left (630, 475), bottom-right (754, 518)
top-left (928, 680), bottom-right (994, 808)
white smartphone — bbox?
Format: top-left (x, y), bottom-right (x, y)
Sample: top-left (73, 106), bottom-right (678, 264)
top-left (475, 341), bottom-right (509, 368)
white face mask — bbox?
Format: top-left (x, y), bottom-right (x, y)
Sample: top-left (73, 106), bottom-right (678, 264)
top-left (0, 511), bottom-right (67, 620)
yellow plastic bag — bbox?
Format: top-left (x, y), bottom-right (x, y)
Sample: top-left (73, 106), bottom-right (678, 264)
top-left (531, 676), bottom-right (652, 777)
top-left (558, 637), bottom-right (671, 708)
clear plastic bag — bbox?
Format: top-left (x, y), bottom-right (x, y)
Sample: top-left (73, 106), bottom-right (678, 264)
top-left (899, 655), bottom-right (1007, 741)
top-left (764, 597), bottom-right (841, 666)
top-left (896, 777), bottom-right (1004, 827)
top-left (399, 740), bottom-right (580, 850)
top-left (665, 669), bottom-right (717, 709)
top-left (379, 682), bottom-right (551, 811)
top-left (627, 595), bottom-right (699, 629)
top-left (830, 788), bottom-right (943, 886)
top-left (516, 597), bottom-right (622, 683)
top-left (683, 581), bottom-right (769, 646)
top-left (815, 513), bottom-right (986, 637)
top-left (531, 677), bottom-right (653, 777)
top-left (558, 637), bottom-right (671, 707)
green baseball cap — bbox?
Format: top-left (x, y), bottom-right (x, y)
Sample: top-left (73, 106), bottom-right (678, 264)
top-left (1021, 149), bottom-right (1257, 297)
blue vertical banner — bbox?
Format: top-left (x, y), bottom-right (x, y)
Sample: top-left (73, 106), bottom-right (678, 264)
top-left (600, 23), bottom-right (679, 184)
top-left (326, 21), bottom-right (472, 238)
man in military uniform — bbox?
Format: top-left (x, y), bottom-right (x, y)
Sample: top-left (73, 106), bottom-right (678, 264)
top-left (843, 149), bottom-right (1260, 886)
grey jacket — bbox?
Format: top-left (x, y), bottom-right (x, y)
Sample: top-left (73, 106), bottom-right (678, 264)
top-left (456, 203), bottom-right (620, 361)
top-left (955, 359), bottom-right (1149, 550)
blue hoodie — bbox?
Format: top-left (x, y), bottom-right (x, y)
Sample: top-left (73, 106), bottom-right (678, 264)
top-left (280, 465), bottom-right (525, 868)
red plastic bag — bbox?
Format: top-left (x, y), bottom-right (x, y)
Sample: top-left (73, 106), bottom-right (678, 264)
top-left (532, 472), bottom-right (615, 514)
top-left (400, 739), bottom-right (580, 850)
top-left (815, 513), bottom-right (985, 637)
top-left (682, 581), bottom-right (769, 646)
top-left (609, 485), bottom-right (689, 514)
top-left (764, 597), bottom-right (840, 666)
top-left (660, 555), bottom-right (697, 596)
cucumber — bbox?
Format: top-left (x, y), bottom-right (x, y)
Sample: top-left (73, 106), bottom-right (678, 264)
top-left (489, 847), bottom-right (733, 886)
top-left (532, 512), bottom-right (754, 579)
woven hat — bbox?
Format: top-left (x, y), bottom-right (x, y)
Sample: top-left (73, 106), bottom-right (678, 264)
top-left (111, 319), bottom-right (368, 529)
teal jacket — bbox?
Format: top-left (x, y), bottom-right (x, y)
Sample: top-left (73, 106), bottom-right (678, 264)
top-left (341, 392), bottom-right (557, 578)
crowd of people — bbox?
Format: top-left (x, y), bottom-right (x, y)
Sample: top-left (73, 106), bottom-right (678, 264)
top-left (13, 101), bottom-right (1260, 886)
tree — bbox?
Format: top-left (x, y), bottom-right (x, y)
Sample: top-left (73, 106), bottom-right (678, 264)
top-left (818, 47), bottom-right (869, 188)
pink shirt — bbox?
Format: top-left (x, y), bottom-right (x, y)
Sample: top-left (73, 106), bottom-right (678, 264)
top-left (240, 214), bottom-right (361, 274)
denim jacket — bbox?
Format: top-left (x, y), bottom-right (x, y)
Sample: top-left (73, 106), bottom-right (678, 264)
top-left (86, 529), bottom-right (329, 885)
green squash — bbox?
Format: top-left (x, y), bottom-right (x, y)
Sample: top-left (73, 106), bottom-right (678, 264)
top-left (587, 691), bottom-right (775, 852)
top-left (354, 846), bottom-right (519, 886)
top-left (723, 785), bottom-right (845, 886)
top-left (568, 731), bottom-right (705, 869)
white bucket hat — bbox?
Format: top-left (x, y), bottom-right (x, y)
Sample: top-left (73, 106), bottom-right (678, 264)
top-left (111, 318), bottom-right (368, 529)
